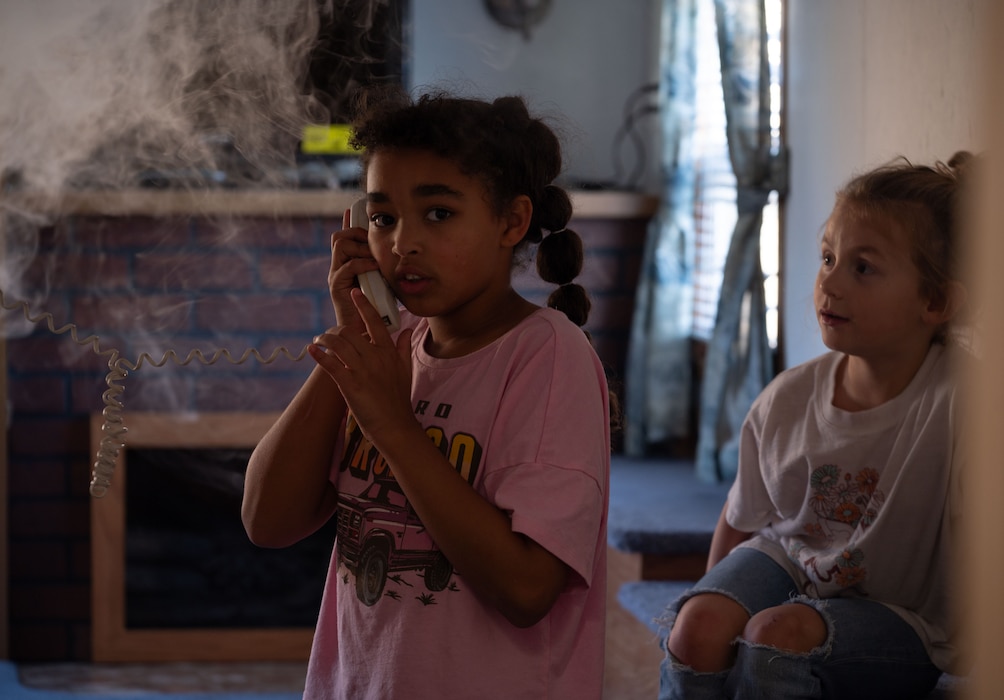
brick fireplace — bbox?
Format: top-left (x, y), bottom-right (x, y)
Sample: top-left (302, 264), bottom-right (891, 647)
top-left (4, 189), bottom-right (653, 661)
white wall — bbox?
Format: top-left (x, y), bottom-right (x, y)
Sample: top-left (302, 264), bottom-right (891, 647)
top-left (408, 0), bottom-right (662, 191)
top-left (782, 0), bottom-right (991, 368)
top-left (968, 6), bottom-right (1004, 692)
top-left (408, 1), bottom-right (991, 367)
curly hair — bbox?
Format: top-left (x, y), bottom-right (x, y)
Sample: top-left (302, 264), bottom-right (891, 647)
top-left (350, 87), bottom-right (622, 430)
top-left (349, 88), bottom-right (591, 331)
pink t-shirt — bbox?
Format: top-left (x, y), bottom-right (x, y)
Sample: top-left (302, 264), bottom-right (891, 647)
top-left (305, 308), bottom-right (610, 699)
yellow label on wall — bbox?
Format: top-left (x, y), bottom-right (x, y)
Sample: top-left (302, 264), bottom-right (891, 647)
top-left (301, 124), bottom-right (359, 155)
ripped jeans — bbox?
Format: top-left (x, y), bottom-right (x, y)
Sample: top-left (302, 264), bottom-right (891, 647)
top-left (658, 547), bottom-right (942, 700)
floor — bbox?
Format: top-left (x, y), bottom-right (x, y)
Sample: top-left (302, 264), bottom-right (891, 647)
top-left (603, 547), bottom-right (665, 700)
top-left (11, 457), bottom-right (698, 698)
top-left (14, 598), bottom-right (659, 700)
top-left (14, 574), bottom-right (660, 699)
top-left (17, 661), bottom-right (307, 694)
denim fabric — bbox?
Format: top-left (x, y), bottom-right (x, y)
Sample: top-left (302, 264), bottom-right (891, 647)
top-left (660, 657), bottom-right (730, 700)
top-left (659, 548), bottom-right (942, 699)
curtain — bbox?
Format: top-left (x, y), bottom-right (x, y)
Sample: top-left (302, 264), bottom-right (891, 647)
top-left (694, 0), bottom-right (785, 481)
top-left (623, 0), bottom-right (700, 456)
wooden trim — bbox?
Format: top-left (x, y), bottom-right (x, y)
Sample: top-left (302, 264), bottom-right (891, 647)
top-left (3, 189), bottom-right (658, 220)
top-left (639, 553), bottom-right (708, 582)
top-left (18, 190), bottom-right (360, 219)
top-left (0, 335), bottom-right (7, 658)
top-left (89, 411), bottom-right (315, 662)
top-left (570, 191), bottom-right (659, 219)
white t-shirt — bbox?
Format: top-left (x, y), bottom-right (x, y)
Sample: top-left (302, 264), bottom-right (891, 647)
top-left (728, 343), bottom-right (966, 672)
top-left (305, 307), bottom-right (610, 699)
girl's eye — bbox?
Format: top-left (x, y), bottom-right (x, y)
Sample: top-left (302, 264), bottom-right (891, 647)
top-left (426, 207), bottom-right (452, 222)
top-left (855, 261), bottom-right (874, 275)
top-left (820, 252), bottom-right (834, 266)
top-left (372, 213), bottom-right (395, 228)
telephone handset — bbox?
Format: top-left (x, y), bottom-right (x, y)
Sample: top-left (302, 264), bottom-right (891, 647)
top-left (350, 198), bottom-right (400, 332)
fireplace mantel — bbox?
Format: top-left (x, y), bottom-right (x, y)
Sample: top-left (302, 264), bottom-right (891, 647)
top-left (2, 189), bottom-right (658, 219)
top-left (4, 183), bottom-right (654, 660)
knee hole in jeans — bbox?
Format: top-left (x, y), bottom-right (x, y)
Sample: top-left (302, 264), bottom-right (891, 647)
top-left (668, 593), bottom-right (750, 672)
top-left (742, 602), bottom-right (827, 654)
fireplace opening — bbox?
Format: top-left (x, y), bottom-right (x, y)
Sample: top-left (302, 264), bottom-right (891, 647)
top-left (91, 412), bottom-right (327, 662)
top-left (125, 446), bottom-right (337, 630)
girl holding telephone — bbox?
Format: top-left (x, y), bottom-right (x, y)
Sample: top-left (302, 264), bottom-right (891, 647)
top-left (243, 88), bottom-right (614, 699)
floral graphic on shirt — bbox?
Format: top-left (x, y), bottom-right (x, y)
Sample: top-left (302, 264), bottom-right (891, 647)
top-left (791, 464), bottom-right (885, 590)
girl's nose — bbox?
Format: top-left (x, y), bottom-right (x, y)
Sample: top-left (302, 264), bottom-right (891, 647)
top-left (390, 221), bottom-right (420, 257)
top-left (817, 268), bottom-right (841, 298)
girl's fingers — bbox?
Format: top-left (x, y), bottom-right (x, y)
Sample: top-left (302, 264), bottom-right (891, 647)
top-left (330, 232), bottom-right (373, 267)
top-left (351, 287), bottom-right (394, 345)
top-left (329, 257), bottom-right (379, 287)
top-left (328, 230), bottom-right (380, 328)
top-left (311, 327), bottom-right (367, 365)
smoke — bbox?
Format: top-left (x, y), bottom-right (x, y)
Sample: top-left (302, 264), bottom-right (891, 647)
top-left (1, 0), bottom-right (326, 193)
top-left (0, 0), bottom-right (406, 499)
top-left (0, 0), bottom-right (364, 340)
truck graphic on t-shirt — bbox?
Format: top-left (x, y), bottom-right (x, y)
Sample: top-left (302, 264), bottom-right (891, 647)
top-left (336, 477), bottom-right (454, 606)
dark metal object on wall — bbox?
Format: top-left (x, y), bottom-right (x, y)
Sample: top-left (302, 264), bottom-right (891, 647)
top-left (483, 0), bottom-right (553, 39)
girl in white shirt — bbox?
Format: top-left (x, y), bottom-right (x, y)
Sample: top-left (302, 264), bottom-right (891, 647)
top-left (660, 152), bottom-right (976, 700)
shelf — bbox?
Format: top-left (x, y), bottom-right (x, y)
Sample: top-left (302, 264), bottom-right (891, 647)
top-left (2, 189), bottom-right (658, 220)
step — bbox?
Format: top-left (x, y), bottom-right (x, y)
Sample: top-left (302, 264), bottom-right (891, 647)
top-left (608, 457), bottom-right (730, 579)
top-left (616, 579), bottom-right (693, 638)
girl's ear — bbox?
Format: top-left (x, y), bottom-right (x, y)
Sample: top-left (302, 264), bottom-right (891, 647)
top-left (500, 195), bottom-right (533, 248)
top-left (924, 281), bottom-right (968, 325)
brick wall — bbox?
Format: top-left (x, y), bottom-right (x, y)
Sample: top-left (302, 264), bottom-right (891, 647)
top-left (5, 211), bottom-right (648, 660)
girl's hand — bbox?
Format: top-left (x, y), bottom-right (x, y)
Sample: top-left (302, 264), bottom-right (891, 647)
top-left (328, 207), bottom-right (381, 329)
top-left (309, 288), bottom-right (416, 445)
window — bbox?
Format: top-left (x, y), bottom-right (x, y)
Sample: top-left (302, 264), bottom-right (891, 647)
top-left (691, 0), bottom-right (783, 349)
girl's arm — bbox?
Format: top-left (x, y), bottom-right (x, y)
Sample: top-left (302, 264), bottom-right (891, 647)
top-left (242, 209), bottom-right (378, 548)
top-left (706, 499), bottom-right (753, 572)
top-left (374, 418), bottom-right (570, 628)
top-left (241, 363), bottom-right (345, 548)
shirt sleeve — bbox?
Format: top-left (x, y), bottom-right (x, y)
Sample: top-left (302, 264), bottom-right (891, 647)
top-left (479, 316), bottom-right (610, 586)
top-left (726, 389), bottom-right (780, 532)
top-left (490, 463), bottom-right (605, 585)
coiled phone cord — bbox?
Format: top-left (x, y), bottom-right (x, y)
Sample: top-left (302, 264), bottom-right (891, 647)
top-left (0, 288), bottom-right (308, 497)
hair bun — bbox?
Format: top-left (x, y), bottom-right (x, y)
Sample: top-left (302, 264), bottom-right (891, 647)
top-left (547, 283), bottom-right (590, 327)
top-left (538, 184), bottom-right (573, 231)
top-left (947, 151), bottom-right (973, 171)
top-left (945, 150), bottom-right (979, 183)
top-left (536, 228), bottom-right (583, 285)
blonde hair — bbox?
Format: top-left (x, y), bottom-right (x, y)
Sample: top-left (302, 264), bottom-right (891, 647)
top-left (835, 151), bottom-right (976, 342)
